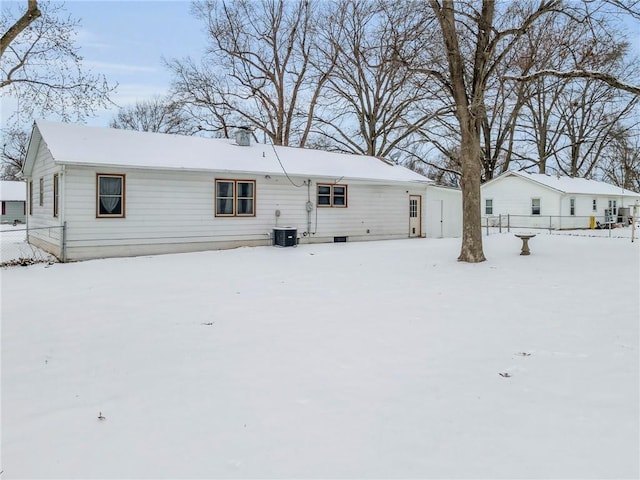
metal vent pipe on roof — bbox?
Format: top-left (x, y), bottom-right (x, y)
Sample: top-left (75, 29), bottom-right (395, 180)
top-left (235, 127), bottom-right (252, 146)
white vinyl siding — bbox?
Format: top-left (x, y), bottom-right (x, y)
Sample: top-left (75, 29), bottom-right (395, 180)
top-left (25, 144), bottom-right (64, 257)
top-left (55, 167), bottom-right (427, 260)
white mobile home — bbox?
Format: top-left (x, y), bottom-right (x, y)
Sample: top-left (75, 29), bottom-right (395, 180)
top-left (481, 171), bottom-right (640, 229)
top-left (22, 121), bottom-right (461, 261)
top-left (0, 181), bottom-right (26, 224)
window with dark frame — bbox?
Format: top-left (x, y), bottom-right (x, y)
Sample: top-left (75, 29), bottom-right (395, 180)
top-left (570, 198), bottom-right (575, 216)
top-left (53, 173), bottom-right (59, 217)
top-left (97, 174), bottom-right (125, 217)
top-left (1, 201), bottom-right (5, 216)
top-left (317, 184), bottom-right (347, 207)
top-left (29, 181), bottom-right (33, 215)
top-left (531, 198), bottom-right (541, 215)
top-left (592, 199), bottom-right (597, 212)
top-left (39, 177), bottom-right (44, 206)
top-left (215, 179), bottom-right (255, 216)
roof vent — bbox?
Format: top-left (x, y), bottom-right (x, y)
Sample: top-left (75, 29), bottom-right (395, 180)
top-left (235, 127), bottom-right (252, 146)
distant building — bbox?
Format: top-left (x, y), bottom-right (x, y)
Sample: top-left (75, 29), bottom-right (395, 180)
top-left (481, 171), bottom-right (640, 229)
top-left (0, 181), bottom-right (27, 224)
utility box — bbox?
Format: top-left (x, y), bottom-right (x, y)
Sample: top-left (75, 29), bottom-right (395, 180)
top-left (273, 227), bottom-right (297, 247)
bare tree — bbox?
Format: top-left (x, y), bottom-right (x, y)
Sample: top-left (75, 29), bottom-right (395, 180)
top-left (168, 0), bottom-right (334, 146)
top-left (0, 126), bottom-right (28, 180)
top-left (421, 0), bottom-right (564, 262)
top-left (312, 0), bottom-right (438, 158)
top-left (514, 7), bottom-right (639, 176)
top-left (110, 96), bottom-right (199, 135)
top-left (1, 1), bottom-right (114, 122)
top-left (598, 126), bottom-right (640, 191)
top-left (553, 80), bottom-right (637, 177)
top-left (505, 1), bottom-right (640, 95)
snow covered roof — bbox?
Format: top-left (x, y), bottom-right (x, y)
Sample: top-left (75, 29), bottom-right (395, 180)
top-left (492, 171), bottom-right (640, 197)
top-left (0, 181), bottom-right (27, 201)
top-left (27, 120), bottom-right (432, 185)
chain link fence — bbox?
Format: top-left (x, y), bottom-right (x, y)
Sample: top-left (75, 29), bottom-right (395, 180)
top-left (0, 225), bottom-right (62, 267)
top-left (482, 214), bottom-right (639, 240)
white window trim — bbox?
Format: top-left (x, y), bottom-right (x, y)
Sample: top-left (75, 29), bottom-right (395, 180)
top-left (485, 198), bottom-right (493, 215)
top-left (531, 198), bottom-right (541, 215)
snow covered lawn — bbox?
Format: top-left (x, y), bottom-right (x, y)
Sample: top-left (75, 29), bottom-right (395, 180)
top-left (1, 234), bottom-right (638, 478)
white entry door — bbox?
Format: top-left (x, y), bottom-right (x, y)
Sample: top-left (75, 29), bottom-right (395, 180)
top-left (409, 195), bottom-right (422, 237)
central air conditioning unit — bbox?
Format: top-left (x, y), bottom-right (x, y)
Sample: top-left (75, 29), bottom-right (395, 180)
top-left (273, 227), bottom-right (297, 247)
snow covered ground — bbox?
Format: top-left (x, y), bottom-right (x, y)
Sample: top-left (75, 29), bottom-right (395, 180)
top-left (1, 233), bottom-right (638, 479)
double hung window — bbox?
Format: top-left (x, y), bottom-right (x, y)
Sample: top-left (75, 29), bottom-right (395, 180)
top-left (485, 199), bottom-right (493, 215)
top-left (531, 198), bottom-right (541, 215)
top-left (215, 179), bottom-right (255, 216)
top-left (97, 174), bottom-right (125, 217)
top-left (317, 184), bottom-right (347, 207)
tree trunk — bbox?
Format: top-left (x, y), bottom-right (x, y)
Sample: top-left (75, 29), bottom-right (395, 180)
top-left (430, 0), bottom-right (486, 262)
top-left (458, 123), bottom-right (486, 262)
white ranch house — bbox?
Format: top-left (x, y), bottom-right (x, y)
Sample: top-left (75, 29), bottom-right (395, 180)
top-left (22, 121), bottom-right (461, 261)
top-left (0, 181), bottom-right (26, 224)
top-left (481, 171), bottom-right (640, 230)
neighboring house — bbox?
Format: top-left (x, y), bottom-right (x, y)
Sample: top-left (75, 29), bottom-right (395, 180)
top-left (22, 120), bottom-right (462, 261)
top-left (0, 181), bottom-right (27, 224)
top-left (481, 171), bottom-right (640, 229)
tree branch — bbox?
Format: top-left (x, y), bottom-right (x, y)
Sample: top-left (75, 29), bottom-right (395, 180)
top-left (505, 69), bottom-right (640, 95)
top-left (0, 0), bottom-right (41, 60)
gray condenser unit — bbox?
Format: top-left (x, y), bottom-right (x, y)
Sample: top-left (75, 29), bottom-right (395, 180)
top-left (273, 227), bottom-right (297, 247)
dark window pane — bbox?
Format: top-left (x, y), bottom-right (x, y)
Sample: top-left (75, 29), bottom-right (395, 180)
top-left (318, 186), bottom-right (331, 195)
top-left (333, 186), bottom-right (345, 196)
top-left (318, 195), bottom-right (331, 205)
top-left (99, 177), bottom-right (122, 195)
top-left (333, 196), bottom-right (345, 206)
top-left (217, 181), bottom-right (234, 198)
top-left (237, 199), bottom-right (254, 215)
top-left (237, 182), bottom-right (253, 197)
top-left (217, 198), bottom-right (233, 214)
top-left (100, 198), bottom-right (121, 215)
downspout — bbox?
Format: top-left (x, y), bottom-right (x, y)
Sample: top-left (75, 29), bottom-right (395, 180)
top-left (558, 195), bottom-right (563, 230)
top-left (306, 179), bottom-right (312, 236)
top-left (61, 165), bottom-right (66, 262)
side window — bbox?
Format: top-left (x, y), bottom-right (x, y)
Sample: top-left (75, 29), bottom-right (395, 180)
top-left (570, 198), bottom-right (575, 216)
top-left (29, 180), bottom-right (33, 215)
top-left (531, 198), bottom-right (541, 215)
top-left (485, 199), bottom-right (493, 215)
top-left (96, 174), bottom-right (125, 218)
top-left (53, 174), bottom-right (59, 217)
top-left (317, 184), bottom-right (348, 208)
top-left (39, 177), bottom-right (44, 206)
top-left (215, 179), bottom-right (255, 217)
